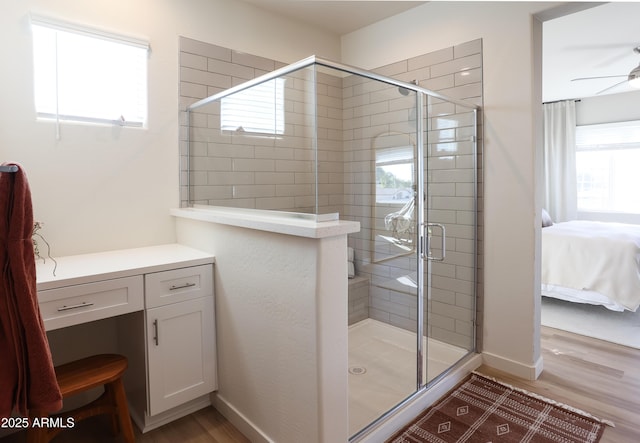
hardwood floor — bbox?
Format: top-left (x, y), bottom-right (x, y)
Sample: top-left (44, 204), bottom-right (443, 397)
top-left (479, 326), bottom-right (640, 443)
top-left (0, 406), bottom-right (250, 443)
top-left (2, 325), bottom-right (638, 442)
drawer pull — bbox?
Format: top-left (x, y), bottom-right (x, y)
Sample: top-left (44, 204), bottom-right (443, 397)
top-left (57, 302), bottom-right (94, 312)
top-left (169, 282), bottom-right (196, 291)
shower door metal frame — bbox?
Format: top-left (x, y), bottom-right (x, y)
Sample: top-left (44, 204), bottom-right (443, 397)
top-left (185, 55), bottom-right (477, 209)
top-left (341, 68), bottom-right (478, 442)
top-left (184, 55), bottom-right (479, 441)
top-left (415, 92), bottom-right (426, 390)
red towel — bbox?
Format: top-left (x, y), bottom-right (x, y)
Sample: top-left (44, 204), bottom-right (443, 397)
top-left (0, 162), bottom-right (62, 418)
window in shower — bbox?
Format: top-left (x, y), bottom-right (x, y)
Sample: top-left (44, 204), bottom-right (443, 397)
top-left (31, 16), bottom-right (148, 127)
top-left (221, 78), bottom-right (285, 135)
top-left (373, 133), bottom-right (417, 261)
top-left (375, 144), bottom-right (414, 204)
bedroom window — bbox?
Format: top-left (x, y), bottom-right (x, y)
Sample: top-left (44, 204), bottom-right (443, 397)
top-left (31, 16), bottom-right (149, 128)
top-left (576, 120), bottom-right (640, 213)
top-left (221, 78), bottom-right (285, 135)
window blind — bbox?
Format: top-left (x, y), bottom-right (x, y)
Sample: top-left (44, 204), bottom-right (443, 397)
top-left (221, 78), bottom-right (285, 135)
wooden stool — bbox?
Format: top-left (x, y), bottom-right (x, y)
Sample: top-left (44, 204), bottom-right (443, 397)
top-left (27, 354), bottom-right (135, 443)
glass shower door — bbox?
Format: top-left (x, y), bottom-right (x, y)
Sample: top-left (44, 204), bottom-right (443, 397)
top-left (421, 96), bottom-right (478, 387)
top-left (347, 80), bottom-right (423, 436)
top-left (348, 78), bottom-right (478, 439)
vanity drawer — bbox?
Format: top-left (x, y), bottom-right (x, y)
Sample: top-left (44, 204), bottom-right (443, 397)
top-left (38, 275), bottom-right (144, 331)
top-left (144, 264), bottom-right (213, 308)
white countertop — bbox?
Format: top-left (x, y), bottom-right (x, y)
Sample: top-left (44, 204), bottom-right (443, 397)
top-left (171, 207), bottom-right (360, 239)
top-left (37, 243), bottom-right (215, 291)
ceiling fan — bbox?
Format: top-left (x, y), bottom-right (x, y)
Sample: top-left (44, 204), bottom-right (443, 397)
top-left (571, 46), bottom-right (640, 94)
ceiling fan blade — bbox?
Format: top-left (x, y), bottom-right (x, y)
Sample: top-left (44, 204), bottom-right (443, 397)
top-left (563, 43), bottom-right (636, 51)
top-left (571, 74), bottom-right (627, 81)
top-left (596, 79), bottom-right (629, 95)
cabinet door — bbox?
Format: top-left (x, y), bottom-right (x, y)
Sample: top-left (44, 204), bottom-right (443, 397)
top-left (146, 296), bottom-right (216, 416)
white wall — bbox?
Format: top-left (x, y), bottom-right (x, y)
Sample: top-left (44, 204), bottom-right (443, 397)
top-left (576, 90), bottom-right (640, 125)
top-left (174, 215), bottom-right (351, 443)
top-left (0, 0), bottom-right (340, 257)
top-left (1, 0), bottom-right (566, 394)
top-left (342, 1), bottom-right (559, 378)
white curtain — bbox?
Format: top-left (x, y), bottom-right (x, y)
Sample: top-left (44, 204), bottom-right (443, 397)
top-left (543, 100), bottom-right (577, 222)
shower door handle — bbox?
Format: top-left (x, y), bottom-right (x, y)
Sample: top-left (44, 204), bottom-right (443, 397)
top-left (421, 222), bottom-right (446, 261)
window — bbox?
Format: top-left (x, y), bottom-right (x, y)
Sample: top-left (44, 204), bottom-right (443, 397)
top-left (576, 120), bottom-right (640, 213)
top-left (221, 78), bottom-right (285, 135)
top-left (375, 144), bottom-right (414, 204)
top-left (31, 16), bottom-right (148, 127)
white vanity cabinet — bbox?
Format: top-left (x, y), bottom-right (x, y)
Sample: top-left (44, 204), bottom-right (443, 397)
top-left (38, 275), bottom-right (144, 331)
top-left (144, 265), bottom-right (216, 416)
top-left (36, 244), bottom-right (217, 433)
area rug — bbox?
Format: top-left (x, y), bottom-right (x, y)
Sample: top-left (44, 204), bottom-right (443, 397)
top-left (541, 296), bottom-right (640, 349)
top-left (388, 373), bottom-right (612, 442)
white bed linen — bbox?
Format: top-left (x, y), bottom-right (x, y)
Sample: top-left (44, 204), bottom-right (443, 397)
top-left (541, 283), bottom-right (626, 312)
top-left (542, 220), bottom-right (640, 312)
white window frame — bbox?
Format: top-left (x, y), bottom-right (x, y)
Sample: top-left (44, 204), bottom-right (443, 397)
top-left (31, 15), bottom-right (149, 130)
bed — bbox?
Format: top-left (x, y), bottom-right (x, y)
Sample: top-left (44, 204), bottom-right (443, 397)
top-left (541, 219), bottom-right (640, 312)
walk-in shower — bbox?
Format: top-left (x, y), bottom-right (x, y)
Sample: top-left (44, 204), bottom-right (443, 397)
top-left (184, 55), bottom-right (479, 440)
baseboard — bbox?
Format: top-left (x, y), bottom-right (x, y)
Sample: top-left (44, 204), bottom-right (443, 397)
top-left (130, 395), bottom-right (212, 433)
top-left (353, 352), bottom-right (483, 443)
top-left (481, 351), bottom-right (544, 380)
top-left (210, 354), bottom-right (486, 443)
top-left (211, 393), bottom-right (274, 443)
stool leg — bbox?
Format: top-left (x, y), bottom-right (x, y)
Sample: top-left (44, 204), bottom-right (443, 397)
top-left (110, 378), bottom-right (135, 443)
top-left (26, 411), bottom-right (49, 443)
top-left (103, 383), bottom-right (120, 436)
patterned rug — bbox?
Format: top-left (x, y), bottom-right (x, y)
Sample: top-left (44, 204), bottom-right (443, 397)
top-left (388, 373), bottom-right (612, 442)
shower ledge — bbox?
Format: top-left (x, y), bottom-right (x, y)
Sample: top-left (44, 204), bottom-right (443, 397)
top-left (170, 207), bottom-right (360, 239)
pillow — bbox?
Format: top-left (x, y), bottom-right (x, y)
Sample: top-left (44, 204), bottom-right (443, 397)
top-left (542, 209), bottom-right (553, 227)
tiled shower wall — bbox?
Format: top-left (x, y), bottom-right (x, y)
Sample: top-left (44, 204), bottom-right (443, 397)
top-left (178, 38), bottom-right (483, 351)
top-left (348, 39), bottom-right (483, 350)
top-left (179, 37), bottom-right (343, 215)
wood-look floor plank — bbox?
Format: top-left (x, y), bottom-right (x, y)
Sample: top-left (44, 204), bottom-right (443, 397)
top-left (2, 326), bottom-right (637, 443)
top-left (0, 406), bottom-right (250, 443)
top-left (478, 326), bottom-right (640, 443)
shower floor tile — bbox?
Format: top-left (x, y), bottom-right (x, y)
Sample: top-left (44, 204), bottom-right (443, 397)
top-left (348, 319), bottom-right (466, 436)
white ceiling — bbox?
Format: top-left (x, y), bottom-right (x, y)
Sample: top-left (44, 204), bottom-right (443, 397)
top-left (543, 2), bottom-right (640, 102)
top-left (240, 1), bottom-right (640, 102)
top-left (240, 0), bottom-right (426, 35)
